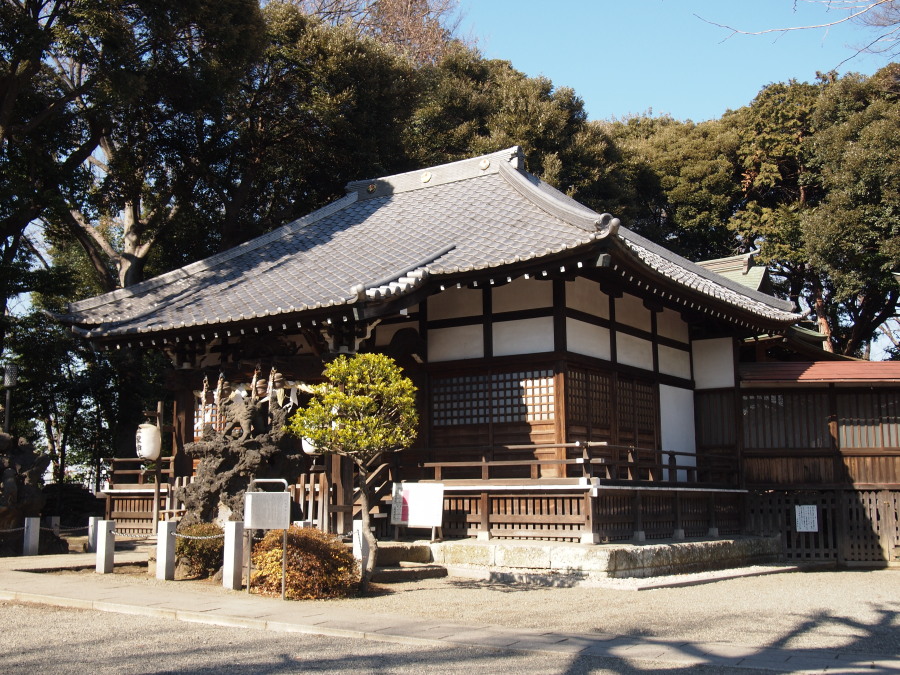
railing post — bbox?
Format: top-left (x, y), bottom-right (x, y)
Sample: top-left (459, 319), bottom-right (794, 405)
top-left (96, 520), bottom-right (115, 573)
top-left (156, 520), bottom-right (176, 580)
top-left (668, 452), bottom-right (677, 483)
top-left (23, 517), bottom-right (40, 556)
top-left (223, 521), bottom-right (244, 590)
top-left (45, 515), bottom-right (60, 536)
top-left (581, 491), bottom-right (599, 544)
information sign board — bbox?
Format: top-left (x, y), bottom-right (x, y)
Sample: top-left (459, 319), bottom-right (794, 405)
top-left (245, 491), bottom-right (291, 530)
top-left (795, 504), bottom-right (818, 533)
top-left (390, 482), bottom-right (444, 528)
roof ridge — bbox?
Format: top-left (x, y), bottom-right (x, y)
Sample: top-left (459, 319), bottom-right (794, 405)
top-left (496, 162), bottom-right (603, 234)
top-left (66, 192), bottom-right (359, 314)
top-left (345, 147), bottom-right (522, 200)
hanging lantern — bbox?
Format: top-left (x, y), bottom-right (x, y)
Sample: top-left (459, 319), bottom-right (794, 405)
top-left (301, 437), bottom-right (319, 455)
top-left (136, 423), bottom-right (162, 461)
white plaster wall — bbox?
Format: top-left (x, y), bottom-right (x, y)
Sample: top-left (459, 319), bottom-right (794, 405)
top-left (493, 317), bottom-right (554, 357)
top-left (657, 307), bottom-right (689, 343)
top-left (566, 277), bottom-right (610, 318)
top-left (615, 293), bottom-right (652, 331)
top-left (566, 318), bottom-right (611, 361)
top-left (492, 277), bottom-right (552, 313)
top-left (428, 286), bottom-right (482, 320)
top-left (428, 325), bottom-right (484, 362)
top-left (616, 333), bottom-right (653, 371)
top-left (692, 337), bottom-right (735, 389)
top-left (375, 322), bottom-right (416, 347)
top-left (659, 384), bottom-right (697, 480)
top-left (658, 345), bottom-right (691, 379)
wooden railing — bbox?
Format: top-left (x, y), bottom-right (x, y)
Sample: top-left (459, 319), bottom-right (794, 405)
top-left (421, 442), bottom-right (703, 485)
top-left (105, 456), bottom-right (174, 488)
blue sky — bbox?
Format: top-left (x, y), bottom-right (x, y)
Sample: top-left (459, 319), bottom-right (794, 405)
top-left (457, 0), bottom-right (888, 121)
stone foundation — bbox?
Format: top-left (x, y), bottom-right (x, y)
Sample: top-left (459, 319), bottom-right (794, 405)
top-left (429, 536), bottom-right (782, 583)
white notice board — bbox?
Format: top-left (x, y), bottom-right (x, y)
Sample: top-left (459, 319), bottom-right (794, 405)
top-left (390, 482), bottom-right (444, 528)
top-left (795, 504), bottom-right (818, 533)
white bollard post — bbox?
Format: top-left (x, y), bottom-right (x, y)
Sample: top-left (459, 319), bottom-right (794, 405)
top-left (96, 520), bottom-right (115, 574)
top-left (46, 516), bottom-right (60, 536)
top-left (352, 520), bottom-right (370, 572)
top-left (23, 517), bottom-right (40, 556)
top-left (87, 516), bottom-right (100, 553)
top-left (156, 521), bottom-right (176, 580)
top-left (223, 521), bottom-right (244, 591)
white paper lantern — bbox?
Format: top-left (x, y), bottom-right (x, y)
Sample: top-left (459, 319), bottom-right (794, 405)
top-left (136, 423), bottom-right (162, 460)
top-left (301, 437), bottom-right (319, 455)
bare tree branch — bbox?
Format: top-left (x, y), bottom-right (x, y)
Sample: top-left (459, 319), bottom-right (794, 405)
top-left (697, 0), bottom-right (900, 59)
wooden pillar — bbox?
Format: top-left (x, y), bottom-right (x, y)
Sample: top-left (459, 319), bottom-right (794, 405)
top-left (673, 491), bottom-right (685, 540)
top-left (581, 490), bottom-right (598, 544)
top-left (633, 490), bottom-right (645, 541)
top-left (708, 492), bottom-right (719, 537)
top-left (477, 492), bottom-right (491, 540)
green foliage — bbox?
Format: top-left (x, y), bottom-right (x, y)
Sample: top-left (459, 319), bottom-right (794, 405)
top-left (608, 114), bottom-right (741, 259)
top-left (288, 353), bottom-right (418, 464)
top-left (405, 47), bottom-right (628, 215)
top-left (175, 523), bottom-right (225, 578)
top-left (250, 526), bottom-right (357, 600)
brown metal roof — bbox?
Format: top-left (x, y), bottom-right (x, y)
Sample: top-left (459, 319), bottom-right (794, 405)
top-left (740, 361), bottom-right (900, 384)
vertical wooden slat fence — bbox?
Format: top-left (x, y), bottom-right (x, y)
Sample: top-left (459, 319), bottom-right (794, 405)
top-left (747, 489), bottom-right (900, 564)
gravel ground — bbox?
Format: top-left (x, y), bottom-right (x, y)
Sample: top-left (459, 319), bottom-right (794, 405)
top-left (49, 564), bottom-right (900, 658)
top-left (0, 602), bottom-right (741, 675)
top-left (331, 569), bottom-right (900, 655)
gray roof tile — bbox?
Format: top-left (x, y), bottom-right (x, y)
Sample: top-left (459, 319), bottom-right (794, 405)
top-left (60, 147), bottom-right (802, 339)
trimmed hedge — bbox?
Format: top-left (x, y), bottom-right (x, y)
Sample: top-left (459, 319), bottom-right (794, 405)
top-left (175, 522), bottom-right (224, 577)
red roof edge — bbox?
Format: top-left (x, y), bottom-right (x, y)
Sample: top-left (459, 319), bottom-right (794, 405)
top-left (740, 361), bottom-right (900, 384)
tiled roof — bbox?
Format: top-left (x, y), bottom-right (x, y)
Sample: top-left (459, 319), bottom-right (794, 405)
top-left (615, 233), bottom-right (797, 322)
top-left (59, 147), bottom-right (802, 340)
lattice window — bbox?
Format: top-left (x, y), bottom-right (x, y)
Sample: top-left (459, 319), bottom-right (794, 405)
top-left (432, 369), bottom-right (555, 426)
top-left (432, 374), bottom-right (490, 426)
top-left (589, 371), bottom-right (612, 429)
top-left (491, 369), bottom-right (554, 423)
top-left (567, 369), bottom-right (590, 424)
top-left (567, 367), bottom-right (612, 430)
top-left (618, 375), bottom-right (657, 447)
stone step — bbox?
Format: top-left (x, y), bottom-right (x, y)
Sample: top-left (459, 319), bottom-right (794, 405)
top-left (370, 561), bottom-right (448, 583)
top-left (374, 541), bottom-right (433, 566)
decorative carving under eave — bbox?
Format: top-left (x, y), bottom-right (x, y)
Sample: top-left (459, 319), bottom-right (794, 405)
top-left (319, 317), bottom-right (381, 354)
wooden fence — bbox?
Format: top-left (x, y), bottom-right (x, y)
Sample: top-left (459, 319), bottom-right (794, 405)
top-left (440, 487), bottom-right (743, 543)
top-left (746, 489), bottom-right (900, 564)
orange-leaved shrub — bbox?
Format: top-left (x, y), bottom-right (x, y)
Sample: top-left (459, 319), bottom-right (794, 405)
top-left (175, 522), bottom-right (224, 578)
top-left (250, 526), bottom-right (357, 599)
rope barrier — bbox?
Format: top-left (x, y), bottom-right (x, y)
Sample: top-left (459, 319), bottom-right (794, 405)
top-left (108, 530), bottom-right (153, 540)
top-left (172, 532), bottom-right (225, 541)
top-left (0, 527), bottom-right (25, 534)
top-left (58, 526), bottom-right (90, 534)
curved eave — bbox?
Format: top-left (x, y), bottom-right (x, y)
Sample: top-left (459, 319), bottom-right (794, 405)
top-left (607, 234), bottom-right (803, 332)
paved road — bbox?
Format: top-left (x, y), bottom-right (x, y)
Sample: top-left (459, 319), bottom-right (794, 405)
top-left (2, 602), bottom-right (739, 675)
